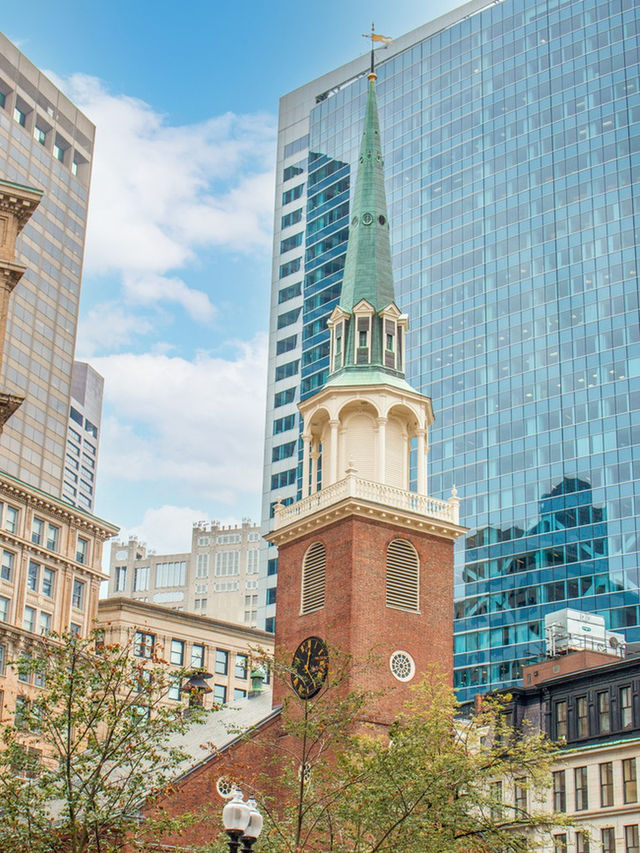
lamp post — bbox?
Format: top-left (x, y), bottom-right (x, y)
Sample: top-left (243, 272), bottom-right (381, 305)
top-left (222, 788), bottom-right (263, 852)
top-left (180, 669), bottom-right (213, 709)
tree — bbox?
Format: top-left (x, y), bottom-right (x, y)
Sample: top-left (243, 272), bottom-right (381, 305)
top-left (215, 656), bottom-right (568, 853)
top-left (0, 631), bottom-right (206, 853)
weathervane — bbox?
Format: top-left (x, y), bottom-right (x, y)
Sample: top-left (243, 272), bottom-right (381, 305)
top-left (361, 22), bottom-right (392, 78)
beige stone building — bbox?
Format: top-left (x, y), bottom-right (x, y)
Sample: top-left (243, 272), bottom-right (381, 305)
top-left (0, 476), bottom-right (117, 721)
top-left (0, 33), bottom-right (96, 497)
top-left (97, 597), bottom-right (274, 709)
top-left (0, 143), bottom-right (119, 731)
top-left (545, 738), bottom-right (640, 853)
top-left (108, 518), bottom-right (262, 627)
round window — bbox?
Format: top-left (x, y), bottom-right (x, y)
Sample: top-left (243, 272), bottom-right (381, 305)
top-left (351, 215), bottom-right (359, 226)
top-left (378, 215), bottom-right (386, 225)
top-left (216, 776), bottom-right (236, 799)
top-left (362, 212), bottom-right (373, 225)
top-left (389, 650), bottom-right (415, 682)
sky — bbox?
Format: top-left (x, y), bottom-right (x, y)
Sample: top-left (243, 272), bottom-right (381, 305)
top-left (4, 0), bottom-right (463, 554)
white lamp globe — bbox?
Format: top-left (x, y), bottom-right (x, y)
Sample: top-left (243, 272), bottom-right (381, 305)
top-left (222, 788), bottom-right (250, 833)
top-left (244, 797), bottom-right (264, 839)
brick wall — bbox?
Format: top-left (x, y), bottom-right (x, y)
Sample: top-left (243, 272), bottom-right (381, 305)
top-left (137, 511), bottom-right (456, 847)
top-left (274, 514), bottom-right (454, 722)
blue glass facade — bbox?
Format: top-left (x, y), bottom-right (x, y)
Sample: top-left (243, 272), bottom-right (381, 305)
top-left (271, 0), bottom-right (640, 700)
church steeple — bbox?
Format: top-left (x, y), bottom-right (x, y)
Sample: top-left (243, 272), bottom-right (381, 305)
top-left (267, 45), bottom-right (465, 727)
top-left (338, 75), bottom-right (394, 315)
top-left (290, 64), bottom-right (442, 498)
top-left (327, 73), bottom-right (408, 387)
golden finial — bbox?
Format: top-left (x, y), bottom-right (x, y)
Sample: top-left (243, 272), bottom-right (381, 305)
top-left (361, 22), bottom-right (392, 80)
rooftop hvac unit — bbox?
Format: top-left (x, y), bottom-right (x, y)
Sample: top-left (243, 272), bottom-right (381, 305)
top-left (544, 608), bottom-right (624, 658)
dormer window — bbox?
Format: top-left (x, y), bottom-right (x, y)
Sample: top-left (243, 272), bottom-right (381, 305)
top-left (385, 319), bottom-right (396, 368)
top-left (327, 307), bottom-right (349, 374)
top-left (353, 300), bottom-right (373, 364)
top-left (380, 305), bottom-right (408, 372)
top-left (356, 317), bottom-right (370, 363)
top-left (352, 300), bottom-right (374, 364)
top-left (334, 322), bottom-right (344, 371)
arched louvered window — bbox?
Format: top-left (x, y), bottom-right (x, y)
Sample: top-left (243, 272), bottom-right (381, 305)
top-left (386, 539), bottom-right (419, 612)
top-left (301, 542), bottom-right (326, 615)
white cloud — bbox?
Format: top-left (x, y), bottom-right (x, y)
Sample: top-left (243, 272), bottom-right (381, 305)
top-left (113, 505), bottom-right (250, 556)
top-left (93, 333), bottom-right (268, 507)
top-left (116, 505), bottom-right (209, 555)
top-left (49, 72), bottom-right (276, 326)
top-left (122, 272), bottom-right (216, 321)
top-left (77, 301), bottom-right (154, 356)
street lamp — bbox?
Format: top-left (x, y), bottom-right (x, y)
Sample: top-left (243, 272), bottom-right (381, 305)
top-left (180, 669), bottom-right (213, 709)
top-left (222, 788), bottom-right (263, 852)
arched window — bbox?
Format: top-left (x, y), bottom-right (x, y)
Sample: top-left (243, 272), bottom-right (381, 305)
top-left (301, 542), bottom-right (326, 614)
top-left (386, 539), bottom-right (419, 612)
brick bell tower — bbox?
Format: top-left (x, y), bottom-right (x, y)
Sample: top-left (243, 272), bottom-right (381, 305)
top-left (267, 64), bottom-right (466, 724)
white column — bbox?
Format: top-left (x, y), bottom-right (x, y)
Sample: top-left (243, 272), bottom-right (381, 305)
top-left (376, 417), bottom-right (387, 485)
top-left (329, 419), bottom-right (339, 484)
top-left (310, 444), bottom-right (320, 494)
top-left (402, 433), bottom-right (409, 489)
top-left (416, 428), bottom-right (426, 495)
top-left (302, 432), bottom-right (311, 497)
top-left (424, 434), bottom-right (429, 495)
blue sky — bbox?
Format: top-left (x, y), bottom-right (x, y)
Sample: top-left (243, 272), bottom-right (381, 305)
top-left (4, 0), bottom-right (461, 552)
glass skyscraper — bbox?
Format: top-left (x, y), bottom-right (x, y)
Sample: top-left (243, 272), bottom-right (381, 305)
top-left (261, 0), bottom-right (640, 700)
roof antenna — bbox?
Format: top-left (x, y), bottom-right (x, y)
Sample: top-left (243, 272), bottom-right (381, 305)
top-left (362, 22), bottom-right (392, 80)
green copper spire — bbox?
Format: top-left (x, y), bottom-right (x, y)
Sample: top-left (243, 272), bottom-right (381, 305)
top-left (326, 70), bottom-right (411, 392)
top-left (338, 76), bottom-right (395, 313)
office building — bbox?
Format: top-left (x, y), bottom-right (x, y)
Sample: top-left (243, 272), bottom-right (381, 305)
top-left (108, 519), bottom-right (262, 627)
top-left (63, 361), bottom-right (103, 512)
top-left (0, 159), bottom-right (118, 733)
top-left (261, 0), bottom-right (640, 699)
top-left (0, 31), bottom-right (94, 496)
top-left (97, 597), bottom-right (274, 709)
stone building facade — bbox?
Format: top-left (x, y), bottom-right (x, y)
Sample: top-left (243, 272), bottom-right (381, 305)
top-left (0, 132), bottom-right (119, 736)
top-left (0, 33), bottom-right (96, 496)
top-left (97, 598), bottom-right (274, 710)
top-left (108, 519), bottom-right (262, 627)
top-left (0, 475), bottom-right (117, 722)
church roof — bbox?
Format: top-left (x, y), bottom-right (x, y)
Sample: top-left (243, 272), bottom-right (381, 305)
top-left (324, 365), bottom-right (415, 393)
top-left (168, 689), bottom-right (279, 781)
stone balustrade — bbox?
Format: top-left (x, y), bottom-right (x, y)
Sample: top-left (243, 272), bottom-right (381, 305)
top-left (273, 475), bottom-right (459, 529)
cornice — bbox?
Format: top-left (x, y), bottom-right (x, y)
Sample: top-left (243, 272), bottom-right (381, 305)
top-left (300, 380), bottom-right (431, 408)
top-left (0, 392), bottom-right (24, 429)
top-left (0, 184), bottom-right (42, 231)
top-left (0, 262), bottom-right (26, 292)
top-left (267, 495), bottom-right (467, 547)
top-left (97, 597), bottom-right (275, 643)
top-left (0, 472), bottom-right (119, 540)
top-left (559, 734), bottom-right (640, 758)
top-left (0, 527), bottom-right (109, 580)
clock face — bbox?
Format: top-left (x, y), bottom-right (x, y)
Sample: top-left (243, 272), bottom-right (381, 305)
top-left (290, 636), bottom-right (329, 700)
